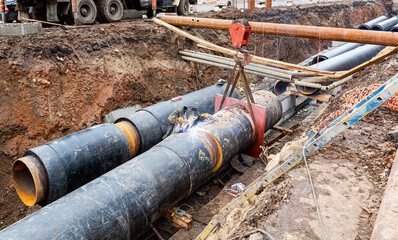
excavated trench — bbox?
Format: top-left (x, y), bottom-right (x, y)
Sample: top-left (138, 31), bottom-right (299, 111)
top-left (0, 0), bottom-right (393, 236)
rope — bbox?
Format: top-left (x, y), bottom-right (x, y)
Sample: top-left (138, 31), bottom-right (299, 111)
top-left (316, 31), bottom-right (322, 69)
top-left (302, 138), bottom-right (329, 240)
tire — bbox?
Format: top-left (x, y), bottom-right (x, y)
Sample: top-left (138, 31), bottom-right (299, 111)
top-left (98, 0), bottom-right (124, 23)
top-left (77, 0), bottom-right (97, 25)
top-left (177, 0), bottom-right (189, 16)
top-left (146, 9), bottom-right (156, 19)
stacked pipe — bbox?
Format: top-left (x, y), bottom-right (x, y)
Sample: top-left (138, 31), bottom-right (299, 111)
top-left (310, 16), bottom-right (387, 65)
top-left (275, 18), bottom-right (390, 95)
top-left (392, 23), bottom-right (398, 32)
top-left (12, 83), bottom-right (238, 206)
top-left (0, 90), bottom-right (283, 239)
top-left (358, 16), bottom-right (388, 30)
top-left (290, 42), bottom-right (386, 95)
top-left (371, 16), bottom-right (398, 31)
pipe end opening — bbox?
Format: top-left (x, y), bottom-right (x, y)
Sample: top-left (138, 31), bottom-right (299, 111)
top-left (12, 156), bottom-right (47, 206)
top-left (274, 81), bottom-right (292, 96)
top-left (311, 56), bottom-right (328, 65)
top-left (371, 26), bottom-right (382, 31)
top-left (358, 25), bottom-right (369, 30)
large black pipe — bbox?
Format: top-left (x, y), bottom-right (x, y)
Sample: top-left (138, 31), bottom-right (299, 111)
top-left (392, 23), bottom-right (398, 32)
top-left (0, 90), bottom-right (282, 239)
top-left (277, 44), bottom-right (386, 95)
top-left (311, 16), bottom-right (387, 65)
top-left (358, 16), bottom-right (388, 30)
top-left (371, 16), bottom-right (398, 31)
top-left (12, 82), bottom-right (239, 206)
top-left (311, 44), bottom-right (385, 72)
top-left (310, 43), bottom-right (362, 65)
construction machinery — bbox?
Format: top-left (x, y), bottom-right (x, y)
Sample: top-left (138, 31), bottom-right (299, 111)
top-left (15, 0), bottom-right (189, 25)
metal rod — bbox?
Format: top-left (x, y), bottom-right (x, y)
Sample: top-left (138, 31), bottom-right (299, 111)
top-left (20, 18), bottom-right (68, 30)
top-left (181, 55), bottom-right (293, 82)
top-left (180, 50), bottom-right (312, 76)
top-left (160, 16), bottom-right (398, 46)
top-left (180, 52), bottom-right (294, 79)
top-left (325, 77), bottom-right (351, 90)
top-left (180, 55), bottom-right (329, 90)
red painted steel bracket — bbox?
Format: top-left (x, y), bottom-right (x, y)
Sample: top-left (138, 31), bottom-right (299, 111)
top-left (228, 19), bottom-right (251, 48)
top-left (214, 94), bottom-right (267, 158)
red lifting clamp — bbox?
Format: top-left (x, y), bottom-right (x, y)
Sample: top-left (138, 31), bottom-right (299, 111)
top-left (229, 19), bottom-right (252, 49)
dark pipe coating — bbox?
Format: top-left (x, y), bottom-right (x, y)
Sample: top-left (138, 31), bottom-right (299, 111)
top-left (371, 17), bottom-right (398, 31)
top-left (0, 91), bottom-right (282, 239)
top-left (13, 83), bottom-right (238, 206)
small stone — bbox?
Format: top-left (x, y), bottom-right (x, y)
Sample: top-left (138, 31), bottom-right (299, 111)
top-left (249, 232), bottom-right (264, 240)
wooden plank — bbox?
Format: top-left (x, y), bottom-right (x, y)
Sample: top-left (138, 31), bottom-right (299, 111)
top-left (287, 89), bottom-right (332, 102)
top-left (20, 18), bottom-right (68, 30)
top-left (272, 125), bottom-right (294, 134)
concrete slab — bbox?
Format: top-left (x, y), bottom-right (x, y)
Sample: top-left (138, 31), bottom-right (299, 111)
top-left (0, 22), bottom-right (42, 36)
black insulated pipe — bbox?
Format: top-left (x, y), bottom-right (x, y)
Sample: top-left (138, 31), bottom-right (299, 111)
top-left (311, 16), bottom-right (387, 65)
top-left (295, 44), bottom-right (385, 95)
top-left (312, 44), bottom-right (385, 72)
top-left (371, 16), bottom-right (398, 31)
top-left (358, 16), bottom-right (387, 30)
top-left (116, 83), bottom-right (239, 152)
top-left (392, 23), bottom-right (398, 32)
top-left (12, 83), bottom-right (238, 206)
top-left (0, 91), bottom-right (282, 240)
top-left (310, 42), bottom-right (362, 65)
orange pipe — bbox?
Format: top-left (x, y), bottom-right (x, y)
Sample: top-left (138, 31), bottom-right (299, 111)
top-left (160, 16), bottom-right (398, 46)
top-left (266, 0), bottom-right (272, 8)
top-left (248, 0), bottom-right (255, 11)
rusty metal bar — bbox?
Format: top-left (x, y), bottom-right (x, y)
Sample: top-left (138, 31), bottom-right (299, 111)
top-left (160, 16), bottom-right (398, 46)
top-left (248, 0), bottom-right (255, 11)
top-left (266, 0), bottom-right (271, 8)
top-left (0, 0), bottom-right (5, 23)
